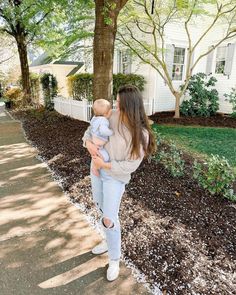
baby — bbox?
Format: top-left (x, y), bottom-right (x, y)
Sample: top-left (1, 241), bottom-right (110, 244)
top-left (90, 99), bottom-right (113, 176)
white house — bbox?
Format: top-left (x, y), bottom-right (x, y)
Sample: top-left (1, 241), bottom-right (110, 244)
top-left (112, 24), bottom-right (236, 114)
top-left (30, 53), bottom-right (84, 98)
top-left (34, 23), bottom-right (236, 116)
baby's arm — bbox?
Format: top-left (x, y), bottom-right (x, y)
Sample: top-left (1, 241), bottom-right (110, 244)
top-left (99, 119), bottom-right (113, 137)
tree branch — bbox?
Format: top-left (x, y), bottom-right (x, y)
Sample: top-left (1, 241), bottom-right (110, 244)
top-left (125, 24), bottom-right (164, 67)
top-left (0, 27), bottom-right (14, 36)
top-left (117, 33), bottom-right (169, 85)
top-left (135, 20), bottom-right (152, 34)
top-left (192, 6), bottom-right (222, 51)
top-left (192, 31), bottom-right (236, 72)
top-left (0, 55), bottom-right (14, 65)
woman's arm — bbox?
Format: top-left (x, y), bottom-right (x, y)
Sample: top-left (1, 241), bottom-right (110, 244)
top-left (92, 156), bottom-right (143, 174)
top-left (109, 158), bottom-right (143, 174)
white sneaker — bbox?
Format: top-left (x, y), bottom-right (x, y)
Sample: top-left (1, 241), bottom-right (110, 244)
top-left (107, 260), bottom-right (120, 281)
top-left (92, 240), bottom-right (108, 255)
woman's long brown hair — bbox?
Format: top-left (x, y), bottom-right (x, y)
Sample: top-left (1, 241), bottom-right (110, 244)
top-left (117, 85), bottom-right (156, 158)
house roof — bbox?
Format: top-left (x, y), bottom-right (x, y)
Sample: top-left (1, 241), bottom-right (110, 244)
top-left (30, 53), bottom-right (53, 66)
top-left (30, 52), bottom-right (83, 67)
top-left (66, 63), bottom-right (84, 76)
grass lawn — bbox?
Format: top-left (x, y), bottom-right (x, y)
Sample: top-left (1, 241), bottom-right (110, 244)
top-left (152, 124), bottom-right (236, 170)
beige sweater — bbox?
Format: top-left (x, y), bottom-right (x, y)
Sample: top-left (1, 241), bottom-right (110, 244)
top-left (82, 110), bottom-right (148, 184)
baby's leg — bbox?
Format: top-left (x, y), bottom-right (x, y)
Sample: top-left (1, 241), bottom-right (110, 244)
top-left (91, 147), bottom-right (109, 176)
top-left (91, 137), bottom-right (105, 176)
top-left (99, 147), bottom-right (110, 162)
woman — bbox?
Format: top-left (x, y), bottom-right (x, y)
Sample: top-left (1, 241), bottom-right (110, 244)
top-left (82, 85), bottom-right (156, 281)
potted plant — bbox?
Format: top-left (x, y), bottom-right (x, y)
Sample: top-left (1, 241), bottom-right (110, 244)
top-left (3, 97), bottom-right (13, 109)
top-left (3, 87), bottom-right (23, 109)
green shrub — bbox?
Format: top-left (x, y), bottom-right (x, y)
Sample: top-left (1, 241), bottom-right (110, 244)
top-left (67, 73), bottom-right (93, 100)
top-left (224, 87), bottom-right (236, 118)
top-left (230, 112), bottom-right (236, 118)
top-left (40, 73), bottom-right (58, 110)
top-left (19, 72), bottom-right (40, 105)
top-left (152, 128), bottom-right (185, 177)
top-left (29, 73), bottom-right (40, 105)
top-left (180, 73), bottom-right (219, 117)
top-left (159, 142), bottom-right (185, 177)
top-left (152, 130), bottom-right (165, 162)
top-left (67, 73), bottom-right (146, 101)
top-left (113, 73), bottom-right (146, 99)
top-left (193, 155), bottom-right (236, 201)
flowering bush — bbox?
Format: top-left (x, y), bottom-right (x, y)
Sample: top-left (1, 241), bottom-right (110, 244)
top-left (4, 87), bottom-right (23, 107)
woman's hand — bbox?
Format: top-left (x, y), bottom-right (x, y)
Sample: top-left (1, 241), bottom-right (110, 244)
top-left (92, 156), bottom-right (111, 170)
top-left (86, 140), bottom-right (100, 157)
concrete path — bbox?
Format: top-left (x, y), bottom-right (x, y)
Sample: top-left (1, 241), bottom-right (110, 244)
top-left (0, 106), bottom-right (149, 295)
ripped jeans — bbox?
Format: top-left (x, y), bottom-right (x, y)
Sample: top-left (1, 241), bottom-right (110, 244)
top-left (90, 167), bottom-right (125, 261)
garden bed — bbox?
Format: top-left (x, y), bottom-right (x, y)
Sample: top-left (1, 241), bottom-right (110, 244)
top-left (149, 112), bottom-right (236, 128)
top-left (12, 108), bottom-right (236, 295)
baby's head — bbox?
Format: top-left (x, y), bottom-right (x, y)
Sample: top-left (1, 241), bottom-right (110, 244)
top-left (93, 99), bottom-right (111, 116)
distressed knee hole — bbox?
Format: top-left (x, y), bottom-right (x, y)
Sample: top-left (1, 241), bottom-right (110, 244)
top-left (102, 217), bottom-right (114, 229)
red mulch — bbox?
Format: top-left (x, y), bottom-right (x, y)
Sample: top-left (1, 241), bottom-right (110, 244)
top-left (12, 109), bottom-right (236, 295)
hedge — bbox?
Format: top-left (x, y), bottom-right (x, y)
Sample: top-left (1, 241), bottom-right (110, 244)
top-left (67, 73), bottom-right (146, 101)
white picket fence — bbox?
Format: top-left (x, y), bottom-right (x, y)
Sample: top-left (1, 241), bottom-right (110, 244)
top-left (54, 96), bottom-right (153, 122)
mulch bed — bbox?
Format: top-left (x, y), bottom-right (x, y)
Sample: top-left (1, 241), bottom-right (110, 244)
top-left (12, 109), bottom-right (236, 295)
top-left (150, 112), bottom-right (236, 128)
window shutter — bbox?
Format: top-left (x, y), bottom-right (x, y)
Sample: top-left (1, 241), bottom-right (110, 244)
top-left (206, 47), bottom-right (214, 75)
top-left (165, 44), bottom-right (175, 78)
top-left (225, 43), bottom-right (235, 76)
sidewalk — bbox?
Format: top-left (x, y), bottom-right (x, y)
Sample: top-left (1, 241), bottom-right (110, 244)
top-left (0, 106), bottom-right (149, 295)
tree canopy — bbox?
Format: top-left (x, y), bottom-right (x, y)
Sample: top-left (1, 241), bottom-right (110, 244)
top-left (118, 0), bottom-right (236, 117)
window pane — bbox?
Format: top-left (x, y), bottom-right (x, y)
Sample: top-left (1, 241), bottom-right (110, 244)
top-left (216, 46), bottom-right (226, 60)
top-left (175, 48), bottom-right (180, 55)
top-left (174, 54), bottom-right (185, 64)
top-left (172, 64), bottom-right (183, 80)
top-left (173, 47), bottom-right (185, 64)
top-left (215, 60), bottom-right (225, 74)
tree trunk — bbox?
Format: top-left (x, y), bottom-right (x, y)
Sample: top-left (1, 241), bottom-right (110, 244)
top-left (174, 92), bottom-right (181, 118)
top-left (93, 1), bottom-right (119, 102)
top-left (16, 33), bottom-right (31, 104)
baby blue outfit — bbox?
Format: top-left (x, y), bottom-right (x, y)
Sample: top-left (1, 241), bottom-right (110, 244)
top-left (90, 116), bottom-right (113, 162)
